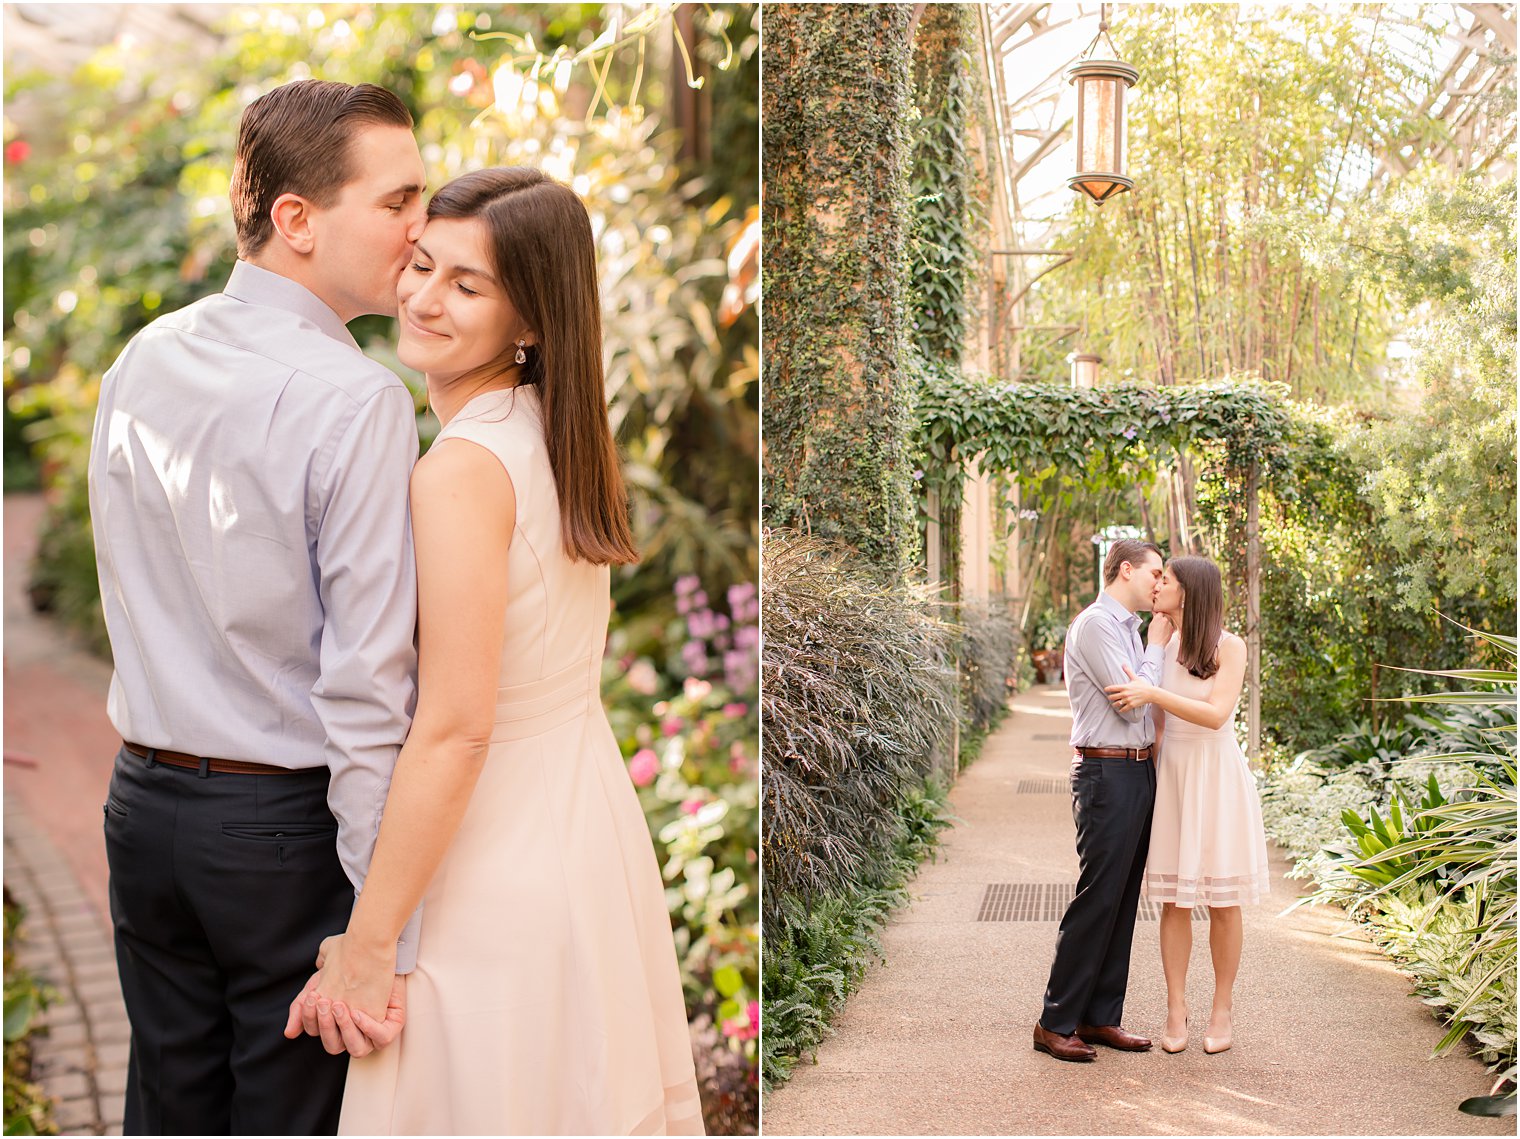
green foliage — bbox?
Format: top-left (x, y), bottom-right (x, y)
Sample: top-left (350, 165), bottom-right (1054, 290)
top-left (760, 780), bottom-right (951, 1089)
top-left (1027, 607), bottom-right (1070, 654)
top-left (760, 4), bottom-right (919, 573)
top-left (1328, 778), bottom-right (1450, 891)
top-left (956, 598), bottom-right (1017, 738)
top-left (1271, 626), bottom-right (1516, 1110)
top-left (915, 369), bottom-right (1296, 508)
top-left (3, 896), bottom-right (56, 1137)
top-left (760, 531), bottom-right (957, 930)
top-left (909, 4), bottom-right (982, 367)
top-left (1313, 177), bottom-right (1517, 616)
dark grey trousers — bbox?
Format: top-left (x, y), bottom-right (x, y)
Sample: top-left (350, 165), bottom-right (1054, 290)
top-left (104, 747), bottom-right (352, 1135)
top-left (1040, 753), bottom-right (1157, 1035)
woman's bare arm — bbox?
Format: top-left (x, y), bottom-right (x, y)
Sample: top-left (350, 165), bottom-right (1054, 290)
top-left (296, 438), bottom-right (515, 1034)
top-left (1105, 635), bottom-right (1246, 731)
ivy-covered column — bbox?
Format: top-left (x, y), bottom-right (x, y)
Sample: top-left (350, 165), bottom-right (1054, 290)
top-left (910, 2), bottom-right (980, 367)
top-left (761, 4), bottom-right (917, 574)
top-left (909, 4), bottom-right (982, 595)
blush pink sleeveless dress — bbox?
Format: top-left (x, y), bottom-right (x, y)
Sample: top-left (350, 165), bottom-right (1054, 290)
top-left (1143, 635), bottom-right (1272, 909)
top-left (339, 386), bottom-right (703, 1135)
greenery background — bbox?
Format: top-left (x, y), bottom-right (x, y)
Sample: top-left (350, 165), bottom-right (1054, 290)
top-left (2, 4), bottom-right (758, 1133)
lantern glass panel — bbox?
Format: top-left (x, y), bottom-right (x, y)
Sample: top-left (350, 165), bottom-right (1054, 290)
top-left (1080, 75), bottom-right (1120, 173)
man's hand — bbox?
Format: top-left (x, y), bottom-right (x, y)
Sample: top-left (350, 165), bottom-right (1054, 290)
top-left (283, 971), bottom-right (406, 1056)
top-left (1146, 612), bottom-right (1175, 648)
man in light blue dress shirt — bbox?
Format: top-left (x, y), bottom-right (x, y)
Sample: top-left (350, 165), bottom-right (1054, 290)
top-left (89, 80), bottom-right (428, 1134)
top-left (1033, 538), bottom-right (1169, 1062)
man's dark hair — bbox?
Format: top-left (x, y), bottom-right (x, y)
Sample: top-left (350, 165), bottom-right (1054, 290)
top-left (230, 80), bottom-right (412, 258)
top-left (1102, 538), bottom-right (1164, 585)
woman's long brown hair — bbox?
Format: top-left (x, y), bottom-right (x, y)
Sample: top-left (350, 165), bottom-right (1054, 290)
top-left (425, 167), bottom-right (638, 566)
top-left (1169, 555), bottom-right (1224, 680)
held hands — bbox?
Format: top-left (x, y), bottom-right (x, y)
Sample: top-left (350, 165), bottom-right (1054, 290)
top-left (1146, 612), bottom-right (1176, 648)
top-left (1105, 664), bottom-right (1155, 713)
top-left (283, 934), bottom-right (406, 1056)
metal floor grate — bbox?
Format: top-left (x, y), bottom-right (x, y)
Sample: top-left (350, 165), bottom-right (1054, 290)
top-left (977, 883), bottom-right (1210, 923)
top-left (977, 883), bottom-right (1071, 921)
top-left (1016, 777), bottom-right (1067, 794)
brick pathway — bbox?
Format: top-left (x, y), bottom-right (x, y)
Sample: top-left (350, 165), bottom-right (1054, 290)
top-left (5, 796), bottom-right (127, 1136)
top-left (5, 493), bottom-right (127, 1134)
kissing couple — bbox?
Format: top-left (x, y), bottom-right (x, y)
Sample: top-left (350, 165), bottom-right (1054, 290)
top-left (1032, 539), bottom-right (1272, 1062)
top-left (89, 79), bottom-right (704, 1135)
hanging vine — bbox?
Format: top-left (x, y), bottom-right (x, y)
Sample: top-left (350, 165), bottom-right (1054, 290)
top-left (914, 368), bottom-right (1300, 510)
top-left (909, 3), bottom-right (984, 368)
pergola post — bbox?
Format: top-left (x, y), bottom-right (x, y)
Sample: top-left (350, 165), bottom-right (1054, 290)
top-left (1245, 460), bottom-right (1262, 759)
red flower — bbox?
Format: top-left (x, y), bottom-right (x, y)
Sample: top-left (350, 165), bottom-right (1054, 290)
top-left (5, 140), bottom-right (31, 164)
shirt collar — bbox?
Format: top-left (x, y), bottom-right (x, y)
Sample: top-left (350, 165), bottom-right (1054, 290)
top-left (222, 261), bottom-right (359, 350)
top-left (1097, 590), bottom-right (1139, 626)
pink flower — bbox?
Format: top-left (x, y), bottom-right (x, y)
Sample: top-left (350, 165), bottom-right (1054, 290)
top-left (5, 140), bottom-right (30, 164)
top-left (627, 748), bottom-right (659, 786)
top-left (680, 796), bottom-right (704, 816)
top-left (661, 717), bottom-right (683, 737)
top-left (722, 702), bottom-right (748, 719)
top-left (683, 676), bottom-right (713, 701)
top-left (626, 660), bottom-right (659, 696)
top-left (722, 1002), bottom-right (759, 1040)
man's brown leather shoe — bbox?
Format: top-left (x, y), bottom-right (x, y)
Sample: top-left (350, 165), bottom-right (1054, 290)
top-left (1076, 1023), bottom-right (1153, 1051)
top-left (1033, 1023), bottom-right (1097, 1062)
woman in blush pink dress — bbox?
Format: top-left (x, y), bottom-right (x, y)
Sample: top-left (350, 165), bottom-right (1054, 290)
top-left (285, 168), bottom-right (703, 1135)
top-left (1104, 555), bottom-right (1270, 1057)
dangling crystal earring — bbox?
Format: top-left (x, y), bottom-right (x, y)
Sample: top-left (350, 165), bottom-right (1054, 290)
top-left (514, 339), bottom-right (527, 365)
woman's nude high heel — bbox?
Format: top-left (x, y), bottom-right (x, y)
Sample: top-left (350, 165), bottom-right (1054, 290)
top-left (1159, 1012), bottom-right (1188, 1054)
top-left (1203, 1010), bottom-right (1232, 1054)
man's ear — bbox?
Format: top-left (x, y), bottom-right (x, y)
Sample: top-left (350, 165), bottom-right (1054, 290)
top-left (269, 192), bottom-right (317, 255)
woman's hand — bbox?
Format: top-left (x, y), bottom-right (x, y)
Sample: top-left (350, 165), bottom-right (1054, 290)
top-left (284, 933), bottom-right (397, 1055)
top-left (1105, 664), bottom-right (1157, 713)
top-left (1146, 612), bottom-right (1176, 648)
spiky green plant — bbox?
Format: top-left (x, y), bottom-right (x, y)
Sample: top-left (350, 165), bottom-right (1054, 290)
top-left (1313, 623), bottom-right (1516, 1113)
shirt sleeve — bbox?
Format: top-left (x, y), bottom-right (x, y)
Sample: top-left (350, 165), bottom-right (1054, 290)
top-left (1066, 610), bottom-right (1161, 725)
top-left (309, 383), bottom-right (423, 973)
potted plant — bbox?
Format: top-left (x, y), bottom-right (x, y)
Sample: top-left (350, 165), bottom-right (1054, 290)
top-left (1028, 608), bottom-right (1069, 685)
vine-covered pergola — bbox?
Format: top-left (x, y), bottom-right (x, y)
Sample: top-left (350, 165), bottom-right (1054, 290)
top-left (917, 373), bottom-right (1299, 755)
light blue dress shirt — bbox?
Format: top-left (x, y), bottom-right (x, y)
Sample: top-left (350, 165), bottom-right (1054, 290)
top-left (1064, 591), bottom-right (1165, 750)
top-left (88, 260), bottom-right (423, 970)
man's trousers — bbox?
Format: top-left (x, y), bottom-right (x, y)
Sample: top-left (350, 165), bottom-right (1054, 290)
top-left (1040, 753), bottom-right (1157, 1035)
top-left (104, 747), bottom-right (353, 1135)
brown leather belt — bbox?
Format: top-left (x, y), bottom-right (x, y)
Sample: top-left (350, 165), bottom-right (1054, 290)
top-left (1074, 744), bottom-right (1155, 761)
top-left (123, 741), bottom-right (302, 776)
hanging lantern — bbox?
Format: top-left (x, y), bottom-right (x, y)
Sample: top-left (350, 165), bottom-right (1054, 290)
top-left (1069, 352), bottom-right (1102, 388)
top-left (1067, 6), bottom-right (1139, 205)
